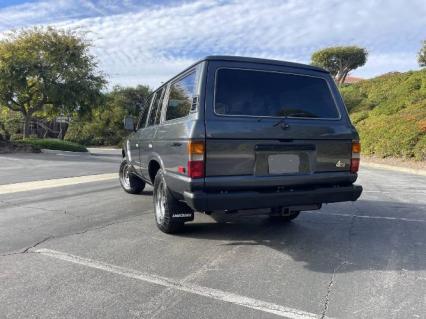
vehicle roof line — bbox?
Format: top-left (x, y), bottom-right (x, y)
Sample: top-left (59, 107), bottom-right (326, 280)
top-left (152, 55), bottom-right (328, 93)
top-left (201, 55), bottom-right (328, 73)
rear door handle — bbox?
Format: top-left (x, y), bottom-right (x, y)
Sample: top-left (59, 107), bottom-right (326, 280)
top-left (172, 142), bottom-right (182, 147)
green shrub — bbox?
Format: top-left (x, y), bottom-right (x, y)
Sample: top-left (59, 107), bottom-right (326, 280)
top-left (18, 138), bottom-right (88, 152)
top-left (341, 69), bottom-right (426, 160)
top-left (350, 111), bottom-right (369, 124)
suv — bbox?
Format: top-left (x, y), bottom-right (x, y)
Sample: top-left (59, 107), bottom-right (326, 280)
top-left (120, 56), bottom-right (362, 233)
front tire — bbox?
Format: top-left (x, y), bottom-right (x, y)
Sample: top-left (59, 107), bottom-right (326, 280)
top-left (119, 159), bottom-right (145, 194)
top-left (153, 169), bottom-right (193, 234)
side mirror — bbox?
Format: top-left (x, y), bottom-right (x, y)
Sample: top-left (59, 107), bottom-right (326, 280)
top-left (124, 116), bottom-right (135, 131)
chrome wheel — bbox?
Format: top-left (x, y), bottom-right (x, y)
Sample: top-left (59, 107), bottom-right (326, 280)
top-left (154, 180), bottom-right (166, 224)
top-left (120, 162), bottom-right (131, 188)
top-left (153, 169), bottom-right (193, 233)
top-left (119, 158), bottom-right (145, 194)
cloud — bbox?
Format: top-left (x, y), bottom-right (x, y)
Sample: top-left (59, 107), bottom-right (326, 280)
top-left (1, 0), bottom-right (425, 88)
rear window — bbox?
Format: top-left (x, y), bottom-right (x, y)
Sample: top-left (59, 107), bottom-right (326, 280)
top-left (215, 68), bottom-right (339, 119)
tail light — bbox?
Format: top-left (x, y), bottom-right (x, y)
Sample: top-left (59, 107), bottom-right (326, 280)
top-left (350, 141), bottom-right (361, 173)
top-left (187, 141), bottom-right (205, 178)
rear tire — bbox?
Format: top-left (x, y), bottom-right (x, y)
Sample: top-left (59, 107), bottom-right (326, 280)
top-left (153, 169), bottom-right (193, 234)
top-left (269, 207), bottom-right (300, 222)
top-left (119, 159), bottom-right (145, 194)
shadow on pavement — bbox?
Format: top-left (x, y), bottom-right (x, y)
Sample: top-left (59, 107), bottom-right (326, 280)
top-left (178, 200), bottom-right (426, 274)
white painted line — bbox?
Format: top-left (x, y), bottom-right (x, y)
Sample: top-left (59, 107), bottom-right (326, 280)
top-left (363, 190), bottom-right (426, 194)
top-left (361, 162), bottom-right (426, 176)
top-left (56, 153), bottom-right (81, 157)
top-left (35, 248), bottom-right (327, 319)
top-left (308, 211), bottom-right (426, 223)
top-left (0, 156), bottom-right (23, 161)
top-left (87, 148), bottom-right (120, 151)
top-left (0, 173), bottom-right (117, 195)
top-left (362, 190), bottom-right (391, 194)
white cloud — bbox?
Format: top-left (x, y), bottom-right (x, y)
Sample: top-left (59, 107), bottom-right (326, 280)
top-left (352, 52), bottom-right (420, 78)
top-left (1, 0), bottom-right (425, 88)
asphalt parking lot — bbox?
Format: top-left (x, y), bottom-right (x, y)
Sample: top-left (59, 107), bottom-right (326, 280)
top-left (0, 149), bottom-right (425, 319)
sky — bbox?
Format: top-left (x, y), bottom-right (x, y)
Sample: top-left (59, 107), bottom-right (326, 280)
top-left (0, 0), bottom-right (425, 89)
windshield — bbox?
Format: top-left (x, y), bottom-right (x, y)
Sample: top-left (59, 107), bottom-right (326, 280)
top-left (215, 68), bottom-right (339, 119)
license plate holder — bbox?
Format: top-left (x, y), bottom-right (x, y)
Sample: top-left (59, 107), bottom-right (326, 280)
top-left (268, 154), bottom-right (300, 174)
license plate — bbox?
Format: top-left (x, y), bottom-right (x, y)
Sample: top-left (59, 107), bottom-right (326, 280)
top-left (268, 154), bottom-right (300, 174)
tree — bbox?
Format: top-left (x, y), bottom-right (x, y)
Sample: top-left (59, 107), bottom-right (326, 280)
top-left (0, 116), bottom-right (7, 141)
top-left (418, 41), bottom-right (426, 67)
top-left (65, 85), bottom-right (151, 145)
top-left (311, 46), bottom-right (368, 86)
top-left (0, 27), bottom-right (106, 138)
top-left (108, 85), bottom-right (151, 116)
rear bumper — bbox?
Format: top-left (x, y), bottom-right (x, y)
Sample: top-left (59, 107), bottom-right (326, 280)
top-left (183, 184), bottom-right (362, 211)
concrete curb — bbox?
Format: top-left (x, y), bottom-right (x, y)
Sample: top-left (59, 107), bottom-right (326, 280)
top-left (361, 161), bottom-right (426, 176)
top-left (41, 149), bottom-right (90, 155)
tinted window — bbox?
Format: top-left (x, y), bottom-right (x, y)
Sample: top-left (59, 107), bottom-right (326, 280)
top-left (147, 88), bottom-right (165, 126)
top-left (215, 69), bottom-right (339, 119)
top-left (165, 72), bottom-right (196, 121)
top-left (137, 95), bottom-right (153, 129)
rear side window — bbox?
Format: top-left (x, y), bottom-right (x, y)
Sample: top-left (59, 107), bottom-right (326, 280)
top-left (165, 72), bottom-right (196, 121)
top-left (147, 88), bottom-right (165, 126)
top-left (215, 68), bottom-right (339, 119)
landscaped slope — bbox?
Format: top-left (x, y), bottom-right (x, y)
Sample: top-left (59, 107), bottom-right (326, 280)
top-left (340, 69), bottom-right (426, 160)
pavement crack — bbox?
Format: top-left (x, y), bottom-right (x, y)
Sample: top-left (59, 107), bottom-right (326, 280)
top-left (0, 213), bottom-right (151, 258)
top-left (67, 218), bottom-right (136, 237)
top-left (21, 236), bottom-right (53, 253)
top-left (0, 199), bottom-right (64, 213)
top-left (0, 236), bottom-right (53, 257)
top-left (320, 261), bottom-right (347, 319)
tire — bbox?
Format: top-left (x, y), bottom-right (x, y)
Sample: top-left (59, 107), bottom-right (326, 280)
top-left (119, 159), bottom-right (145, 194)
top-left (269, 207), bottom-right (300, 222)
top-left (153, 169), bottom-right (194, 234)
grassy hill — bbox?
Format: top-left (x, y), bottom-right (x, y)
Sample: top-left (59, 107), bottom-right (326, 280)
top-left (340, 69), bottom-right (426, 160)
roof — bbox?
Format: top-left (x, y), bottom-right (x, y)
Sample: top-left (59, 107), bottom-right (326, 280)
top-left (202, 55), bottom-right (329, 73)
top-left (153, 55), bottom-right (329, 92)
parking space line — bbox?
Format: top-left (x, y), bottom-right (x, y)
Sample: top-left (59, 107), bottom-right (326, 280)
top-left (34, 248), bottom-right (327, 319)
top-left (0, 173), bottom-right (117, 195)
top-left (307, 211), bottom-right (426, 223)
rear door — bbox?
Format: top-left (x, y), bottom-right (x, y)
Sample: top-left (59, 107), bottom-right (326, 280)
top-left (204, 61), bottom-right (356, 185)
top-left (140, 87), bottom-right (165, 179)
top-left (131, 93), bottom-right (154, 176)
top-left (127, 98), bottom-right (151, 171)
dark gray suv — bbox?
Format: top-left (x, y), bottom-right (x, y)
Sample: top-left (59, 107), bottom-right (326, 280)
top-left (120, 56), bottom-right (362, 233)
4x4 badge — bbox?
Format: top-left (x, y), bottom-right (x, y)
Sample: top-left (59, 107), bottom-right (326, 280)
top-left (336, 160), bottom-right (346, 168)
